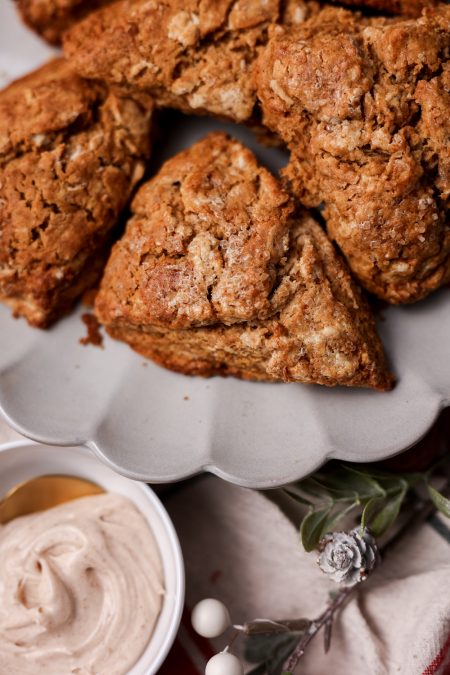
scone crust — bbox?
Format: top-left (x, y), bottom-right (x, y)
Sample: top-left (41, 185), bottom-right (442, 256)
top-left (0, 58), bottom-right (154, 327)
top-left (15, 0), bottom-right (114, 44)
top-left (256, 6), bottom-right (450, 303)
top-left (96, 133), bottom-right (393, 390)
top-left (96, 132), bottom-right (294, 330)
top-left (63, 0), bottom-right (320, 123)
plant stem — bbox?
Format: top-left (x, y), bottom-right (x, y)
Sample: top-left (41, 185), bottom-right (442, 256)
top-left (281, 481), bottom-right (449, 673)
top-left (235, 618), bottom-right (311, 635)
top-left (282, 587), bottom-right (353, 672)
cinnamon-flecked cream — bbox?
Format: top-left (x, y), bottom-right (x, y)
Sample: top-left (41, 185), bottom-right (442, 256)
top-left (0, 492), bottom-right (164, 674)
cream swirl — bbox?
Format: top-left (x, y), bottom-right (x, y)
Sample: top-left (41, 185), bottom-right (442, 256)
top-left (0, 492), bottom-right (164, 674)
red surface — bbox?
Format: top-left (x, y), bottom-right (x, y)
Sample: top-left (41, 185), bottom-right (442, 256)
top-left (422, 632), bottom-right (450, 675)
top-left (159, 638), bottom-right (200, 675)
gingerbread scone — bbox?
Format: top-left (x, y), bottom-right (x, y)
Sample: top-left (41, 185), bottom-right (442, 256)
top-left (95, 133), bottom-right (393, 390)
top-left (63, 0), bottom-right (320, 125)
top-left (0, 58), bottom-right (153, 328)
top-left (256, 6), bottom-right (450, 304)
top-left (330, 0), bottom-right (438, 17)
top-left (15, 0), bottom-right (115, 44)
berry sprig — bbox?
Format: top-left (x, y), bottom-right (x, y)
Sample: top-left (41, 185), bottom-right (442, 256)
top-left (191, 453), bottom-right (450, 674)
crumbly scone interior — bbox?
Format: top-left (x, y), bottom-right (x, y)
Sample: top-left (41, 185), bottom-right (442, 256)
top-left (0, 58), bottom-right (154, 327)
top-left (256, 5), bottom-right (450, 304)
top-left (95, 133), bottom-right (393, 390)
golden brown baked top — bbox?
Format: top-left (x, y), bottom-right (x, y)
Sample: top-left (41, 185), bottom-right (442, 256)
top-left (256, 6), bottom-right (450, 303)
top-left (96, 133), bottom-right (393, 390)
top-left (63, 0), bottom-right (319, 123)
top-left (0, 57), bottom-right (153, 178)
top-left (96, 131), bottom-right (294, 328)
top-left (0, 58), bottom-right (154, 327)
top-left (15, 0), bottom-right (114, 44)
top-left (15, 0), bottom-right (440, 47)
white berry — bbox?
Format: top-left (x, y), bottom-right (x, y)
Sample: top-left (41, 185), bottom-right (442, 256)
top-left (191, 598), bottom-right (231, 638)
top-left (205, 652), bottom-right (244, 675)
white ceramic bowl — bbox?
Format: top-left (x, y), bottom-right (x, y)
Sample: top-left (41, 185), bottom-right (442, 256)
top-left (0, 440), bottom-right (185, 675)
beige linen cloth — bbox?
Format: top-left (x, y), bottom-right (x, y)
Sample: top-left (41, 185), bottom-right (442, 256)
top-left (164, 477), bottom-right (450, 675)
top-left (1, 419), bottom-right (449, 675)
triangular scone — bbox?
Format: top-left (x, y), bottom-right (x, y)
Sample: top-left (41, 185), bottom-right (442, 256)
top-left (95, 133), bottom-right (393, 390)
top-left (256, 7), bottom-right (450, 304)
top-left (63, 0), bottom-right (320, 124)
top-left (0, 58), bottom-right (153, 327)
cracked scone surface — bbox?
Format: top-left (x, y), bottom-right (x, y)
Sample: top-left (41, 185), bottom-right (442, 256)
top-left (63, 0), bottom-right (319, 124)
top-left (15, 0), bottom-right (115, 44)
top-left (0, 58), bottom-right (153, 327)
top-left (95, 133), bottom-right (393, 390)
top-left (256, 6), bottom-right (450, 303)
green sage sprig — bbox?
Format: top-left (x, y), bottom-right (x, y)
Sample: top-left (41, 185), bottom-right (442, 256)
top-left (242, 453), bottom-right (450, 674)
top-left (284, 460), bottom-right (449, 552)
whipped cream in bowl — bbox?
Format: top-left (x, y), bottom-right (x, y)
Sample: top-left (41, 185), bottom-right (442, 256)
top-left (0, 441), bottom-right (184, 675)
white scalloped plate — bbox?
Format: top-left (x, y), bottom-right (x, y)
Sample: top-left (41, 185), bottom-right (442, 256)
top-left (1, 2), bottom-right (449, 488)
top-left (1, 292), bottom-right (449, 488)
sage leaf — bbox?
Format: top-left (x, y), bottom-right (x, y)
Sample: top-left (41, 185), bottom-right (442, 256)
top-left (245, 634), bottom-right (300, 675)
top-left (283, 487), bottom-right (314, 507)
top-left (292, 477), bottom-right (334, 504)
top-left (377, 476), bottom-right (409, 496)
top-left (300, 508), bottom-right (332, 552)
top-left (427, 485), bottom-right (450, 518)
top-left (304, 476), bottom-right (359, 502)
top-left (361, 496), bottom-right (384, 531)
top-left (324, 500), bottom-right (360, 530)
top-left (370, 490), bottom-right (406, 537)
top-left (340, 466), bottom-right (386, 498)
top-left (245, 634), bottom-right (297, 664)
top-left (267, 635), bottom-right (301, 675)
top-left (243, 618), bottom-right (310, 635)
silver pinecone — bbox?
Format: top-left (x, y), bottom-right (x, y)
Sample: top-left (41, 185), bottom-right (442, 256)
top-left (317, 528), bottom-right (379, 586)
